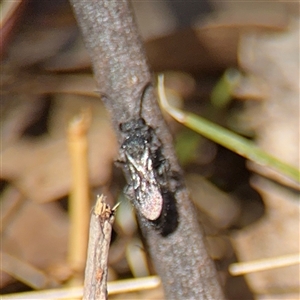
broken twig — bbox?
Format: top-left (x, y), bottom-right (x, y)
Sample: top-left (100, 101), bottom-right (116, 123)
top-left (83, 195), bottom-right (117, 300)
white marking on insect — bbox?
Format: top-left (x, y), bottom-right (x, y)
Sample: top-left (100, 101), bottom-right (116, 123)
top-left (125, 147), bottom-right (163, 220)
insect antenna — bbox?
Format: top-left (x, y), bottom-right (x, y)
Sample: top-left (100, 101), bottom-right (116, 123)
top-left (133, 81), bottom-right (152, 119)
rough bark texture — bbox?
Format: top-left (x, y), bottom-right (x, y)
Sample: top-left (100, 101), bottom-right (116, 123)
top-left (83, 196), bottom-right (115, 300)
top-left (69, 0), bottom-right (225, 298)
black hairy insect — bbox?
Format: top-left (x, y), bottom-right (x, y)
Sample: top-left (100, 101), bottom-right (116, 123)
top-left (119, 83), bottom-right (180, 232)
top-left (120, 117), bottom-right (167, 220)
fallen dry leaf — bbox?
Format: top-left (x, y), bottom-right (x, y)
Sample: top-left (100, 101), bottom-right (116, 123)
top-left (1, 94), bottom-right (117, 203)
top-left (231, 19), bottom-right (300, 298)
top-left (1, 196), bottom-right (69, 286)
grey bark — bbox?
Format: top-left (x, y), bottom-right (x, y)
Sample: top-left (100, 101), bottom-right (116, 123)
top-left (69, 0), bottom-right (225, 299)
top-left (83, 197), bottom-right (116, 300)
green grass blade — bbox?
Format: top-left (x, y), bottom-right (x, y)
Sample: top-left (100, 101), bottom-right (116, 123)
top-left (184, 112), bottom-right (300, 183)
top-left (157, 74), bottom-right (300, 183)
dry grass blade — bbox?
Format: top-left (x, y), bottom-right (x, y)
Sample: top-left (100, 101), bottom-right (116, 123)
top-left (1, 252), bottom-right (59, 290)
top-left (0, 276), bottom-right (161, 299)
top-left (229, 253), bottom-right (300, 276)
top-left (67, 110), bottom-right (91, 282)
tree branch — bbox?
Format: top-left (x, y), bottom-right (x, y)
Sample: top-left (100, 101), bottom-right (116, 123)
top-left (69, 0), bottom-right (225, 298)
top-left (83, 195), bottom-right (116, 300)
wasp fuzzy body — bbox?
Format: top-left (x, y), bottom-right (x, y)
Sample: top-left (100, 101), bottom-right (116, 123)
top-left (119, 117), bottom-right (170, 221)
